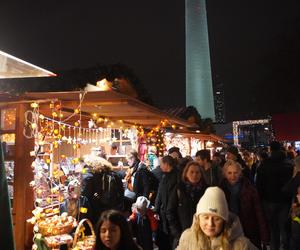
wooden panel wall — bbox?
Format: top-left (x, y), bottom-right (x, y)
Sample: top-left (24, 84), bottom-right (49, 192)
top-left (13, 103), bottom-right (34, 250)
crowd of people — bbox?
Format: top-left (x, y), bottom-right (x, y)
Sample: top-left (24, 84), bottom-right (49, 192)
top-left (62, 142), bottom-right (300, 250)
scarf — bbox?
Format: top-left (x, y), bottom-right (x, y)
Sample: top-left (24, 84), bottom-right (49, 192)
top-left (184, 181), bottom-right (205, 200)
top-left (226, 180), bottom-right (241, 215)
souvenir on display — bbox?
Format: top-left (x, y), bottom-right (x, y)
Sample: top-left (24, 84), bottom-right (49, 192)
top-left (72, 219), bottom-right (96, 250)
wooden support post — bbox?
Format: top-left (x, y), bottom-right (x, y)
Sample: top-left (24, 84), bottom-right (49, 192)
top-left (13, 103), bottom-right (34, 250)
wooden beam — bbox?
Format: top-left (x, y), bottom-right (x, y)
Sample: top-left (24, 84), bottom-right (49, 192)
top-left (13, 103), bottom-right (34, 250)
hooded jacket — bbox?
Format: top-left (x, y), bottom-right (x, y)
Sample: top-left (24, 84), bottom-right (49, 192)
top-left (177, 213), bottom-right (258, 250)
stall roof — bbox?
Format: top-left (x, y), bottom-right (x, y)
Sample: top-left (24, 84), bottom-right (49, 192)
top-left (0, 50), bottom-right (56, 79)
top-left (23, 90), bottom-right (195, 129)
top-left (171, 130), bottom-right (226, 142)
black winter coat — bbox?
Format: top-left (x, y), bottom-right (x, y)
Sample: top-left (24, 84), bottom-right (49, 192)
top-left (256, 151), bottom-right (293, 203)
top-left (154, 168), bottom-right (178, 234)
top-left (166, 181), bottom-right (207, 239)
top-left (81, 170), bottom-right (124, 224)
top-left (133, 164), bottom-right (151, 198)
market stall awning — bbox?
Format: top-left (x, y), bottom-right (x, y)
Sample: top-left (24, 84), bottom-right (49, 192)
top-left (0, 50), bottom-right (56, 79)
top-left (272, 113), bottom-right (300, 141)
top-left (172, 130), bottom-right (226, 142)
top-left (23, 90), bottom-right (195, 129)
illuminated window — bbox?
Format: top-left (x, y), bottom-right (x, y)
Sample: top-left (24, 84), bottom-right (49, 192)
top-left (1, 108), bottom-right (16, 130)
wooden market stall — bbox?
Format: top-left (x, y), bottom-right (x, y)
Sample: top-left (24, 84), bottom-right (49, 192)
top-left (164, 129), bottom-right (226, 157)
top-left (0, 89), bottom-right (195, 250)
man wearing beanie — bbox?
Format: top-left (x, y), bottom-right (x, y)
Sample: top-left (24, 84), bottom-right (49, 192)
top-left (177, 187), bottom-right (258, 250)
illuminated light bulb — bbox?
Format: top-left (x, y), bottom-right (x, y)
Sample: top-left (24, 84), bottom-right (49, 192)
top-left (74, 122), bottom-right (79, 127)
top-left (119, 120), bottom-right (123, 123)
top-left (46, 159), bottom-right (51, 164)
top-left (61, 154), bottom-right (66, 159)
top-left (52, 112), bottom-right (58, 117)
top-left (53, 129), bottom-right (59, 135)
top-left (46, 197), bottom-right (51, 203)
top-left (39, 114), bottom-right (45, 120)
top-left (30, 102), bottom-right (39, 108)
top-left (104, 118), bottom-right (108, 122)
top-left (36, 189), bottom-right (43, 195)
top-left (57, 134), bottom-right (62, 139)
top-left (172, 124), bottom-right (176, 129)
top-left (97, 117), bottom-right (103, 123)
top-left (75, 108), bottom-right (80, 114)
top-left (73, 144), bottom-right (77, 149)
top-left (59, 113), bottom-right (64, 118)
top-left (38, 140), bottom-right (45, 146)
top-left (92, 113), bottom-right (98, 118)
top-left (50, 103), bottom-right (54, 109)
top-left (55, 104), bottom-right (61, 110)
top-left (31, 123), bottom-right (37, 129)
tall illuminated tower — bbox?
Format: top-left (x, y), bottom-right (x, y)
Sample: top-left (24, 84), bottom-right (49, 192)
top-left (186, 0), bottom-right (215, 120)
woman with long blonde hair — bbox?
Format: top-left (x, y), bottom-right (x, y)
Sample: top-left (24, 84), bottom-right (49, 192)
top-left (177, 187), bottom-right (258, 250)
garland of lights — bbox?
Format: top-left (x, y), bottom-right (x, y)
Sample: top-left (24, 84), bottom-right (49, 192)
top-left (232, 119), bottom-right (270, 146)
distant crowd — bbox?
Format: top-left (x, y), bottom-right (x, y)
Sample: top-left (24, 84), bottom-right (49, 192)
top-left (62, 142), bottom-right (300, 250)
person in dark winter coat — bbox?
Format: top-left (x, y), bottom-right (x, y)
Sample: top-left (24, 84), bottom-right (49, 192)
top-left (132, 163), bottom-right (151, 199)
top-left (220, 160), bottom-right (269, 249)
top-left (154, 155), bottom-right (178, 250)
top-left (282, 155), bottom-right (300, 250)
top-left (196, 149), bottom-right (223, 186)
top-left (81, 156), bottom-right (124, 224)
top-left (256, 141), bottom-right (293, 250)
top-left (124, 150), bottom-right (141, 201)
top-left (166, 161), bottom-right (207, 249)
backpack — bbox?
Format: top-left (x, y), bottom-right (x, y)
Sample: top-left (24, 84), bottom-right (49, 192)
top-left (91, 171), bottom-right (123, 209)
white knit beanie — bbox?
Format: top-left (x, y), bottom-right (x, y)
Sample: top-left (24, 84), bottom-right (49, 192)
top-left (196, 187), bottom-right (229, 221)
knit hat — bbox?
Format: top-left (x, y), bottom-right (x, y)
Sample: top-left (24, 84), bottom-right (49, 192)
top-left (226, 146), bottom-right (239, 158)
top-left (196, 187), bottom-right (229, 221)
top-left (134, 196), bottom-right (150, 210)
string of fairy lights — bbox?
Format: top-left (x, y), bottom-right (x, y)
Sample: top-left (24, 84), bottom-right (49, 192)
top-left (24, 93), bottom-right (182, 165)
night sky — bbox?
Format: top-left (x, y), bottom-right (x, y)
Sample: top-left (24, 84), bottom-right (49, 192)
top-left (1, 0), bottom-right (300, 122)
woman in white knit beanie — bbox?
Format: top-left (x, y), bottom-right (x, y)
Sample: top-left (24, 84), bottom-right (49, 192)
top-left (176, 187), bottom-right (258, 250)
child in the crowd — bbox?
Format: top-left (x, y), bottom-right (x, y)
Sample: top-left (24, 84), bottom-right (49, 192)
top-left (95, 210), bottom-right (141, 250)
top-left (129, 196), bottom-right (158, 250)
